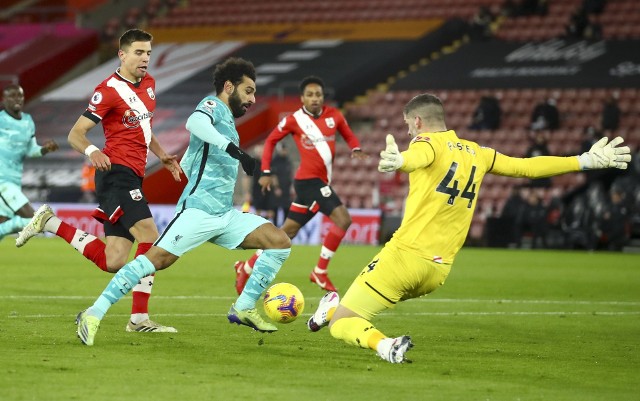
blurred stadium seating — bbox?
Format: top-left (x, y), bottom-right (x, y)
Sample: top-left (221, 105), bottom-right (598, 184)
top-left (2, 0), bottom-right (639, 248)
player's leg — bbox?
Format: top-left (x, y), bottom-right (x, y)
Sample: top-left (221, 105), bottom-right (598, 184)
top-left (15, 203), bottom-right (116, 271)
top-left (0, 185), bottom-right (33, 240)
top-left (324, 245), bottom-right (450, 363)
top-left (232, 201), bottom-right (304, 294)
top-left (310, 249), bottom-right (391, 348)
top-left (307, 182), bottom-right (348, 292)
top-left (220, 209), bottom-right (291, 332)
top-left (233, 249), bottom-right (261, 295)
top-left (232, 188), bottom-right (266, 293)
top-left (78, 208), bottom-right (215, 345)
top-left (77, 246), bottom-right (179, 345)
top-left (123, 216), bottom-right (158, 329)
top-left (15, 166), bottom-right (122, 271)
top-left (231, 190), bottom-right (276, 292)
top-left (328, 287), bottom-right (413, 364)
top-left (311, 202), bottom-right (351, 292)
top-left (0, 214), bottom-right (30, 240)
top-left (117, 196), bottom-right (176, 333)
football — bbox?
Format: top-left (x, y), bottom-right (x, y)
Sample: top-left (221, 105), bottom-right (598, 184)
top-left (263, 282), bottom-right (305, 323)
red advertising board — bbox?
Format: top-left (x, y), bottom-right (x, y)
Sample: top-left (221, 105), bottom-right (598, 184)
top-left (321, 209), bottom-right (381, 245)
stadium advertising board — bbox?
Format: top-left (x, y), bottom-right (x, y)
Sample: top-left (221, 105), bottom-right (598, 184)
top-left (392, 39), bottom-right (640, 89)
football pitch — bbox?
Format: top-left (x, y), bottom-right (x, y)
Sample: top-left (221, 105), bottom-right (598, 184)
top-left (1, 238), bottom-right (638, 401)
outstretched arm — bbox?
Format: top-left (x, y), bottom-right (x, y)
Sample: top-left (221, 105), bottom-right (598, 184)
top-left (491, 136), bottom-right (631, 178)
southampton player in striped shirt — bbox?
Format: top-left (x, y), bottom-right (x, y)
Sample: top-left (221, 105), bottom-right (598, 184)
top-left (16, 29), bottom-right (182, 334)
top-left (306, 93), bottom-right (631, 363)
top-left (234, 76), bottom-right (369, 294)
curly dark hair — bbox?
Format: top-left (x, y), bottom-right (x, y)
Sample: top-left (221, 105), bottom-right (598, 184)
top-left (299, 76), bottom-right (325, 94)
top-left (213, 57), bottom-right (256, 94)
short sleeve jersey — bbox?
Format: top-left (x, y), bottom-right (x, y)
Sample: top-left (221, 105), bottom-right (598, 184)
top-left (0, 110), bottom-right (40, 185)
top-left (177, 96), bottom-right (239, 215)
top-left (261, 106), bottom-right (361, 184)
top-left (83, 70), bottom-right (156, 177)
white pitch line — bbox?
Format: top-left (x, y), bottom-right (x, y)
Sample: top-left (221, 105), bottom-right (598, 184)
top-left (6, 311), bottom-right (640, 319)
top-left (1, 295), bottom-right (639, 306)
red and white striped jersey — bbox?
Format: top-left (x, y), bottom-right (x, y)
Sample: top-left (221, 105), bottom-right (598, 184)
top-left (83, 69), bottom-right (156, 177)
top-left (261, 106), bottom-right (361, 184)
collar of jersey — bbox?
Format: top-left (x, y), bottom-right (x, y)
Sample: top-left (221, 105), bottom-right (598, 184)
top-left (302, 105), bottom-right (324, 119)
top-left (115, 68), bottom-right (143, 88)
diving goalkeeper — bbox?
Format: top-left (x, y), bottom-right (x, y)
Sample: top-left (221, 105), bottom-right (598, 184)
top-left (306, 93), bottom-right (632, 364)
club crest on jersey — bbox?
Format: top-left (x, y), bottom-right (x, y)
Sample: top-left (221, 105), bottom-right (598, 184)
top-left (325, 117), bottom-right (335, 128)
top-left (90, 91), bottom-right (103, 105)
top-left (129, 189), bottom-right (143, 201)
top-left (147, 87), bottom-right (155, 100)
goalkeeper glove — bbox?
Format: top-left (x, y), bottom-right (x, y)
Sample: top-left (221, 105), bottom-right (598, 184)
top-left (225, 142), bottom-right (259, 176)
top-left (378, 134), bottom-right (404, 172)
top-left (578, 136), bottom-right (631, 170)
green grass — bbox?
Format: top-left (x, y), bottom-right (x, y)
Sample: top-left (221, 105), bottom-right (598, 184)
top-left (1, 238), bottom-right (639, 401)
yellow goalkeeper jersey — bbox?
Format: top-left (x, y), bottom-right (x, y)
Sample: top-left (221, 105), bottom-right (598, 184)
top-left (388, 130), bottom-right (580, 264)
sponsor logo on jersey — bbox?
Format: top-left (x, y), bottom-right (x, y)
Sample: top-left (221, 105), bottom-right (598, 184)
top-left (129, 189), bottom-right (143, 201)
top-left (325, 117), bottom-right (335, 128)
top-left (413, 135), bottom-right (431, 143)
top-left (122, 109), bottom-right (153, 129)
top-left (90, 91), bottom-right (103, 105)
top-left (147, 87), bottom-right (155, 100)
top-left (300, 133), bottom-right (335, 150)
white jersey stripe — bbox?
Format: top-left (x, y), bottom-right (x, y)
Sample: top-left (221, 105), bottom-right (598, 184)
top-left (106, 77), bottom-right (152, 156)
top-left (292, 109), bottom-right (333, 183)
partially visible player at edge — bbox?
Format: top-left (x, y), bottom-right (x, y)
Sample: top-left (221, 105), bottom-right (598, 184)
top-left (15, 29), bottom-right (183, 334)
top-left (75, 57), bottom-right (292, 346)
top-left (234, 76), bottom-right (368, 294)
top-left (306, 93), bottom-right (632, 363)
top-left (0, 84), bottom-right (58, 241)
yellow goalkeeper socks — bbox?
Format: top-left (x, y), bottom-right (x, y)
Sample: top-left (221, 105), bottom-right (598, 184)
top-left (329, 317), bottom-right (386, 350)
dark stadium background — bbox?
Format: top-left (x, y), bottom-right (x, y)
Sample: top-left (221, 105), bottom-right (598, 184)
top-left (2, 0), bottom-right (638, 251)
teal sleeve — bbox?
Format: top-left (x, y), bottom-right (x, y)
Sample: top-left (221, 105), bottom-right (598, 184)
top-left (26, 135), bottom-right (43, 158)
top-left (185, 111), bottom-right (231, 150)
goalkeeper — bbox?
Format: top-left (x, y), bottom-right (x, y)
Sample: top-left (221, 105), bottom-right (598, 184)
top-left (307, 93), bottom-right (632, 364)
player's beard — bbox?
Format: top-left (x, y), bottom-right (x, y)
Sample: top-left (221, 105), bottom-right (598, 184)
top-left (229, 89), bottom-right (247, 118)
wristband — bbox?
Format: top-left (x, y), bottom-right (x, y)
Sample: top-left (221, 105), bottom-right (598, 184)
top-left (84, 145), bottom-right (99, 157)
top-left (261, 170), bottom-right (272, 176)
